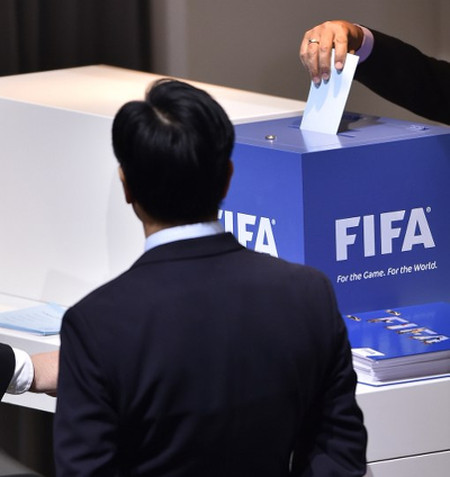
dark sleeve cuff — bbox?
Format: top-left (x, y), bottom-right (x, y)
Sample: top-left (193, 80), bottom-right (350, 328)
top-left (0, 343), bottom-right (16, 398)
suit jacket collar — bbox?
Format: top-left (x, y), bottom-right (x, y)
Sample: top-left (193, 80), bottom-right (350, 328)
top-left (131, 232), bottom-right (243, 268)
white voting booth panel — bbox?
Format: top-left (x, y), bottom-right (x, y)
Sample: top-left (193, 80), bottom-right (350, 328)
top-left (0, 65), bottom-right (305, 307)
top-left (0, 66), bottom-right (448, 476)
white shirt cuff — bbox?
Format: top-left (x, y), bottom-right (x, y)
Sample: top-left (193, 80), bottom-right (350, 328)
top-left (7, 348), bottom-right (34, 394)
top-left (356, 25), bottom-right (374, 63)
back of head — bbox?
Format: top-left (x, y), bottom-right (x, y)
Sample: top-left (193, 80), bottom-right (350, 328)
top-left (112, 79), bottom-right (235, 224)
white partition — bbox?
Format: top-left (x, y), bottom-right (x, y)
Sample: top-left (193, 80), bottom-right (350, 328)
top-left (0, 65), bottom-right (304, 306)
top-left (357, 379), bottom-right (450, 462)
top-left (365, 452), bottom-right (450, 477)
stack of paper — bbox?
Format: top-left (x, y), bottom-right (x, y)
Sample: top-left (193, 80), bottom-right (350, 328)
top-left (344, 302), bottom-right (450, 386)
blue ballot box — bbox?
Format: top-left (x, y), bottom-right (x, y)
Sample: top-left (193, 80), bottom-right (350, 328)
top-left (220, 114), bottom-right (450, 314)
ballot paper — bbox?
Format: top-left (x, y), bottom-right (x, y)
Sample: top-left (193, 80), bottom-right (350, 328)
top-left (0, 303), bottom-right (66, 335)
top-left (300, 51), bottom-right (359, 135)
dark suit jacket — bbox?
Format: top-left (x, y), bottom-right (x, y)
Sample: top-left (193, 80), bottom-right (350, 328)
top-left (0, 343), bottom-right (15, 398)
top-left (356, 29), bottom-right (450, 125)
top-left (54, 233), bottom-right (367, 476)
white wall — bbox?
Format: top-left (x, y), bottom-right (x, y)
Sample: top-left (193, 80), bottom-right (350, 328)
top-left (150, 0), bottom-right (449, 124)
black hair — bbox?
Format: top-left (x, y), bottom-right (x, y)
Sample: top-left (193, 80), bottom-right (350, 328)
top-left (112, 78), bottom-right (235, 223)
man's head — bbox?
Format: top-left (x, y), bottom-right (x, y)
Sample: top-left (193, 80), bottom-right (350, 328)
top-left (112, 78), bottom-right (235, 225)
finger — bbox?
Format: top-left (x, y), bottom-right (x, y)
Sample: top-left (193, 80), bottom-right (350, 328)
top-left (333, 32), bottom-right (350, 72)
top-left (299, 30), bottom-right (311, 65)
top-left (300, 29), bottom-right (322, 85)
top-left (316, 28), bottom-right (335, 82)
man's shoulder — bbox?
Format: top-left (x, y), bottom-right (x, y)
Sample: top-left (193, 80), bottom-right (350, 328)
top-left (67, 265), bottom-right (139, 316)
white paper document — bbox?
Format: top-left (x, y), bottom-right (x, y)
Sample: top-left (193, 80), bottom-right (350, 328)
top-left (0, 303), bottom-right (66, 335)
top-left (300, 51), bottom-right (359, 135)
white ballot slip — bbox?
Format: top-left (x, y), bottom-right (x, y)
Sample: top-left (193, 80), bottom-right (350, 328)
top-left (300, 51), bottom-right (359, 135)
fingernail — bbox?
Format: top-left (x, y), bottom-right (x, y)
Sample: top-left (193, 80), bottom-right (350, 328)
top-left (313, 77), bottom-right (321, 87)
top-left (322, 73), bottom-right (330, 83)
top-left (335, 61), bottom-right (344, 71)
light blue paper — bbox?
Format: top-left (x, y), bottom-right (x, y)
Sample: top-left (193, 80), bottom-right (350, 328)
top-left (300, 51), bottom-right (359, 135)
top-left (0, 303), bottom-right (66, 335)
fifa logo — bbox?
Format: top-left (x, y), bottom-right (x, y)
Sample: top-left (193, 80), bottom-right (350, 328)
top-left (218, 209), bottom-right (278, 257)
top-left (335, 207), bottom-right (435, 262)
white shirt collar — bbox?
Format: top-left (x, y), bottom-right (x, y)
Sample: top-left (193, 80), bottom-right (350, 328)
top-left (144, 220), bottom-right (224, 252)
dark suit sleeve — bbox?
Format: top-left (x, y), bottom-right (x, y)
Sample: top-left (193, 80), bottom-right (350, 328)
top-left (356, 29), bottom-right (450, 125)
top-left (54, 307), bottom-right (119, 477)
top-left (292, 275), bottom-right (367, 476)
top-left (0, 343), bottom-right (15, 399)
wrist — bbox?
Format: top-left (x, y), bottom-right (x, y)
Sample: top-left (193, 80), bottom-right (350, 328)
top-left (355, 25), bottom-right (374, 63)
